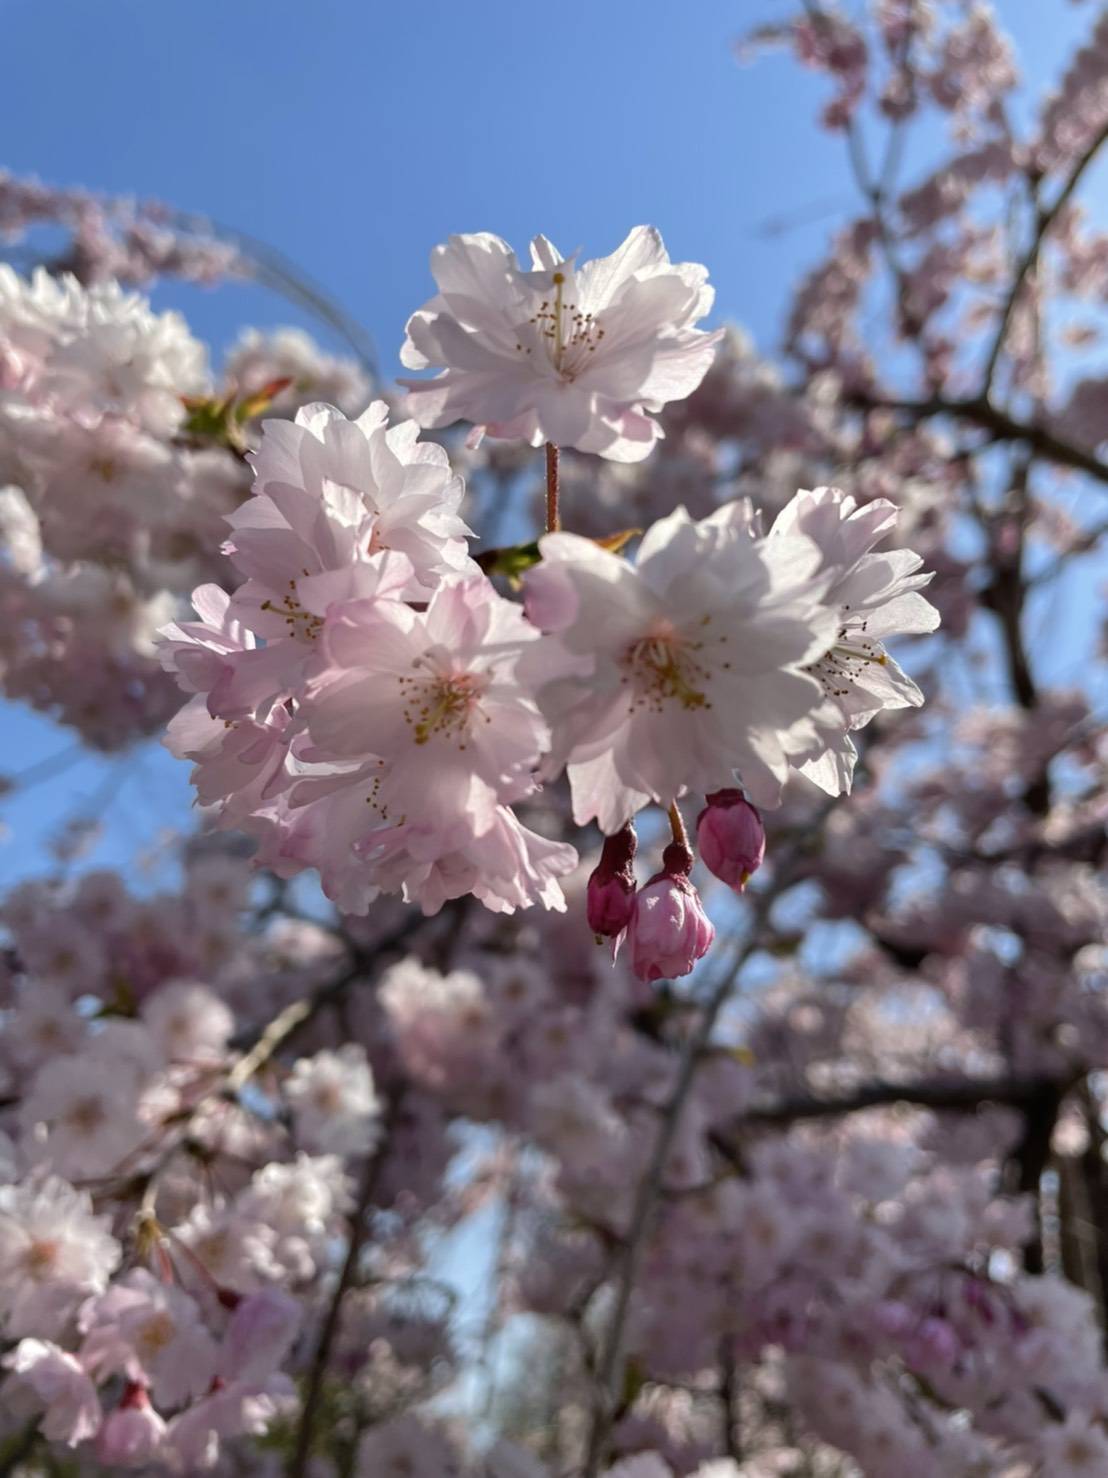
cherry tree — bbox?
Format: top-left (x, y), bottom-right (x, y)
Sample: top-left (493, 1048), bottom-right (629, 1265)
top-left (0, 4), bottom-right (1106, 1476)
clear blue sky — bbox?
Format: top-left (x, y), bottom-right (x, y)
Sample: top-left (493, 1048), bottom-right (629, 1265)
top-left (0, 0), bottom-right (1095, 881)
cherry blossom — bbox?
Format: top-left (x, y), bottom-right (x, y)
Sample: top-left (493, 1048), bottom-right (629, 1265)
top-left (401, 226), bottom-right (724, 461)
top-left (626, 843), bottom-right (716, 983)
top-left (1, 6), bottom-right (1106, 1474)
top-left (696, 789), bottom-right (765, 892)
top-left (285, 1045), bottom-right (382, 1155)
top-left (230, 399), bottom-right (473, 615)
top-left (1, 1340), bottom-right (101, 1446)
top-left (769, 485), bottom-right (940, 794)
top-left (523, 504), bottom-right (840, 829)
top-left (0, 1176), bottom-right (120, 1339)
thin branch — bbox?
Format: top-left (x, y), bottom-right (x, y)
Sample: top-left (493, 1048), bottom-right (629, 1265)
top-left (982, 119), bottom-right (1108, 395)
top-left (287, 1098), bottom-right (401, 1478)
top-left (1029, 518), bottom-right (1108, 586)
top-left (1, 741), bottom-right (84, 794)
top-left (801, 0), bottom-right (918, 329)
top-left (1009, 1078), bottom-right (1066, 1274)
top-left (725, 1072), bottom-right (1072, 1128)
top-left (166, 209), bottom-right (380, 383)
top-left (719, 1343), bottom-right (743, 1462)
top-left (133, 907), bottom-right (433, 1217)
top-left (851, 391), bottom-right (1108, 486)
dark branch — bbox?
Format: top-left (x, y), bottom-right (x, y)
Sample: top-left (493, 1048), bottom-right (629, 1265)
top-left (851, 391), bottom-right (1108, 486)
top-left (728, 1073), bottom-right (1071, 1128)
top-left (288, 1097), bottom-right (402, 1478)
top-left (982, 120), bottom-right (1108, 394)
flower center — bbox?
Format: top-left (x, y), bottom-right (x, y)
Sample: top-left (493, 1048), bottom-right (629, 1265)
top-left (65, 1094), bottom-right (108, 1135)
top-left (622, 620), bottom-right (716, 712)
top-left (312, 1080), bottom-right (346, 1113)
top-left (811, 618), bottom-right (888, 700)
top-left (397, 662), bottom-right (487, 748)
top-left (25, 1238), bottom-right (59, 1278)
top-left (518, 271), bottom-right (605, 382)
top-left (260, 576), bottom-right (323, 642)
top-left (137, 1310), bottom-right (177, 1358)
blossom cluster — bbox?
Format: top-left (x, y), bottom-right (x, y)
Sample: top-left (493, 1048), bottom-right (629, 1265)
top-left (0, 264), bottom-right (369, 747)
top-left (3, 796), bottom-right (1107, 1476)
top-left (159, 226), bottom-right (937, 981)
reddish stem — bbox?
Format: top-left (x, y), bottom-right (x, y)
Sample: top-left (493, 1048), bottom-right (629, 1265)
top-left (545, 441), bottom-right (560, 532)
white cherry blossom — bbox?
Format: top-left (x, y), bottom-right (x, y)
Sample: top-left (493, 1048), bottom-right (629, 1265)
top-left (401, 227), bottom-right (723, 461)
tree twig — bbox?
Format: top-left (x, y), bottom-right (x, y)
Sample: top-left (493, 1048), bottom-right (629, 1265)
top-left (287, 1098), bottom-right (402, 1478)
top-left (982, 119), bottom-right (1108, 395)
top-left (850, 391), bottom-right (1108, 485)
top-left (724, 1072), bottom-right (1072, 1128)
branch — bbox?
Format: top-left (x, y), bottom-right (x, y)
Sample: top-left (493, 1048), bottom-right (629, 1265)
top-left (1009, 1078), bottom-right (1066, 1274)
top-left (982, 119), bottom-right (1108, 395)
top-left (165, 208), bottom-right (380, 382)
top-left (719, 1343), bottom-right (743, 1463)
top-left (287, 1097), bottom-right (401, 1478)
top-left (726, 1073), bottom-right (1071, 1128)
top-left (132, 906), bottom-right (436, 1220)
top-left (851, 391), bottom-right (1108, 486)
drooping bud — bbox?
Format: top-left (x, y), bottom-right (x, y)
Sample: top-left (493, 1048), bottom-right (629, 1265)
top-left (586, 824), bottom-right (638, 940)
top-left (95, 1382), bottom-right (166, 1467)
top-left (627, 841), bottom-right (714, 983)
top-left (696, 789), bottom-right (765, 892)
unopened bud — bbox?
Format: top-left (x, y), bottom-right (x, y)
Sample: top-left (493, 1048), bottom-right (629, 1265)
top-left (627, 844), bottom-right (714, 983)
top-left (696, 789), bottom-right (765, 892)
top-left (586, 824), bottom-right (638, 940)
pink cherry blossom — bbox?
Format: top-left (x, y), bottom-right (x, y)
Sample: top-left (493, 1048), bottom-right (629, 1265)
top-left (587, 824), bottom-right (639, 938)
top-left (769, 486), bottom-right (940, 795)
top-left (0, 1175), bottom-right (120, 1338)
top-left (94, 1383), bottom-right (167, 1468)
top-left (229, 399), bottom-right (473, 619)
top-left (285, 1045), bottom-right (381, 1156)
top-left (79, 1268), bottom-right (218, 1409)
top-left (2, 1339), bottom-right (101, 1446)
top-left (303, 572), bottom-right (549, 827)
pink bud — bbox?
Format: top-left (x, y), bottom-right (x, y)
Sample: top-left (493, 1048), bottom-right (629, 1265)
top-left (696, 789), bottom-right (765, 892)
top-left (627, 843), bottom-right (715, 982)
top-left (586, 824), bottom-right (637, 939)
top-left (96, 1383), bottom-right (166, 1468)
top-left (905, 1316), bottom-right (960, 1372)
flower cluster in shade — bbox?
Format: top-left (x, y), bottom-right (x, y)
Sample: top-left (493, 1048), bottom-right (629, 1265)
top-left (0, 264), bottom-right (370, 747)
top-left (1, 729), bottom-right (1107, 1476)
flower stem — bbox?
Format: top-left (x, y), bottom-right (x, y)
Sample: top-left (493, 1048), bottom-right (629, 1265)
top-left (545, 441), bottom-right (560, 533)
top-left (667, 801), bottom-right (688, 849)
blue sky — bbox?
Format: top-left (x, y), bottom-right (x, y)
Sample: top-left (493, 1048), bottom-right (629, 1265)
top-left (0, 0), bottom-right (1098, 880)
